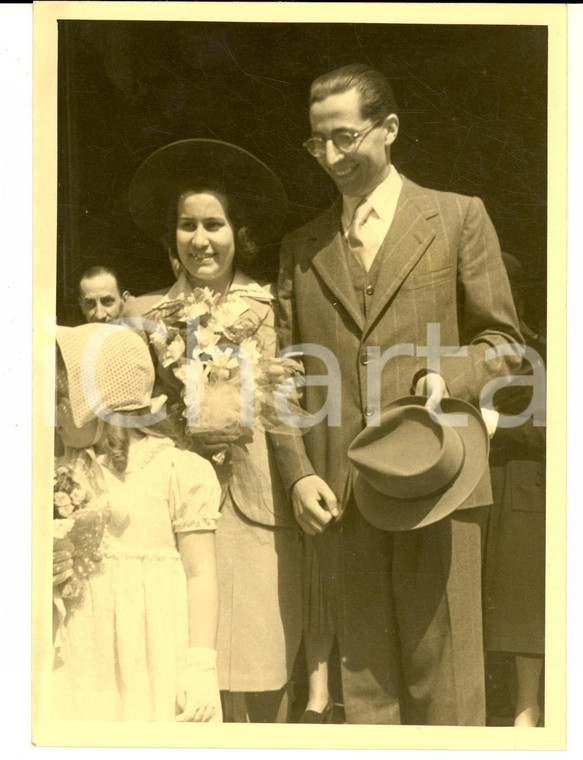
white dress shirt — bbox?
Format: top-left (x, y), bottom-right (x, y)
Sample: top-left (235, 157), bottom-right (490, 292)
top-left (341, 167), bottom-right (403, 268)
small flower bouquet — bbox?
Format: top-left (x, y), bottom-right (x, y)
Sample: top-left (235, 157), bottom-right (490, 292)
top-left (145, 288), bottom-right (295, 452)
top-left (53, 461), bottom-right (109, 604)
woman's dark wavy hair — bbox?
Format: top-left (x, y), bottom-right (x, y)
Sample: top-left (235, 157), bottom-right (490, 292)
top-left (162, 179), bottom-right (259, 277)
top-left (310, 63), bottom-right (398, 121)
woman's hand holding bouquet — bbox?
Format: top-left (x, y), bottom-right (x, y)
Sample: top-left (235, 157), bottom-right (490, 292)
top-left (186, 425), bottom-right (254, 464)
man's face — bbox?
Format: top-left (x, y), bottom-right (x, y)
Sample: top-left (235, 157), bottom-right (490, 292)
top-left (79, 273), bottom-right (127, 323)
top-left (309, 88), bottom-right (398, 197)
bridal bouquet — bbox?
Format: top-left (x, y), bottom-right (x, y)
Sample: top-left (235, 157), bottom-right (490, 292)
top-left (53, 460), bottom-right (109, 604)
top-left (145, 287), bottom-right (304, 456)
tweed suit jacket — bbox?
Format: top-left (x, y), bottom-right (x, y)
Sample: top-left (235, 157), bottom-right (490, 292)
top-left (275, 175), bottom-right (523, 513)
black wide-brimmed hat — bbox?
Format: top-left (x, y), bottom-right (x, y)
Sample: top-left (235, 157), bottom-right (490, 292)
top-left (348, 396), bottom-right (489, 531)
top-left (128, 139), bottom-right (288, 244)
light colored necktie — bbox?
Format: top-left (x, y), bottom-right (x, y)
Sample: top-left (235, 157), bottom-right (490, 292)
top-left (346, 199), bottom-right (376, 271)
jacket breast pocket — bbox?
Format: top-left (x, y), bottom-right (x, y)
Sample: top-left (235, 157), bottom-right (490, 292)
top-left (402, 265), bottom-right (454, 291)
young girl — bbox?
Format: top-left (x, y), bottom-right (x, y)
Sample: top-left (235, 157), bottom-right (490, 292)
top-left (52, 322), bottom-right (222, 722)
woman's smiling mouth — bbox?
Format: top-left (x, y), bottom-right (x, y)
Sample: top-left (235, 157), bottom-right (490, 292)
top-left (191, 252), bottom-right (215, 261)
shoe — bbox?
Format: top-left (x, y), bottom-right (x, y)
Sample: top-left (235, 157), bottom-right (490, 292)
top-left (299, 699), bottom-right (334, 723)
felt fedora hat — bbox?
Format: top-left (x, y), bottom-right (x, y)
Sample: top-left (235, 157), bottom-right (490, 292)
top-left (347, 396), bottom-right (489, 531)
top-left (128, 139), bottom-right (288, 245)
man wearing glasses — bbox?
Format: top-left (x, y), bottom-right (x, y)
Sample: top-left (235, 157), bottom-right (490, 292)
top-left (276, 64), bottom-right (522, 725)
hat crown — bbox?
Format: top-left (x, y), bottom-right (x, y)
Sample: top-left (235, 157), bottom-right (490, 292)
top-left (348, 396), bottom-right (490, 532)
top-left (348, 405), bottom-right (465, 500)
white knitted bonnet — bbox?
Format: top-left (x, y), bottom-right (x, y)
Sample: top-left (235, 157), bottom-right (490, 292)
top-left (56, 323), bottom-right (166, 428)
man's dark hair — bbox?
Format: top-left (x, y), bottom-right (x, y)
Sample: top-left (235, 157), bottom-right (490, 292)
top-left (78, 265), bottom-right (125, 296)
top-left (310, 63), bottom-right (398, 121)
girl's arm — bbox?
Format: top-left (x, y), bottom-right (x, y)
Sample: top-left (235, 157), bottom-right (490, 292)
top-left (175, 530), bottom-right (221, 722)
top-left (177, 530), bottom-right (219, 649)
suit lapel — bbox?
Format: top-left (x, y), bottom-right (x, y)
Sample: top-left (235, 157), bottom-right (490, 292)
top-left (308, 201), bottom-right (365, 331)
top-left (364, 178), bottom-right (437, 336)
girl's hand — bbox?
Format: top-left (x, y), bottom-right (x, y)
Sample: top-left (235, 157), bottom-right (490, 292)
top-left (176, 647), bottom-right (222, 722)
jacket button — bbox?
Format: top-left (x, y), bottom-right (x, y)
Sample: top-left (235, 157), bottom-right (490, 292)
top-left (361, 349), bottom-right (369, 365)
top-left (364, 406), bottom-right (374, 417)
top-left (365, 285), bottom-right (374, 296)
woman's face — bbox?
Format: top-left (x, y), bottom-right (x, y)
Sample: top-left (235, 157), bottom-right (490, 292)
top-left (175, 191), bottom-right (236, 291)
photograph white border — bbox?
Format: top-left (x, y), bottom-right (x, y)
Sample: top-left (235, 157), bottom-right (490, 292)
top-left (28, 1), bottom-right (568, 752)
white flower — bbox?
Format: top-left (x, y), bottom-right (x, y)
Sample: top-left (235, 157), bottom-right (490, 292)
top-left (69, 487), bottom-right (86, 507)
top-left (162, 334), bottom-right (186, 368)
top-left (191, 326), bottom-right (220, 356)
top-left (208, 347), bottom-right (238, 370)
top-left (54, 491), bottom-right (74, 518)
top-left (184, 301), bottom-right (212, 320)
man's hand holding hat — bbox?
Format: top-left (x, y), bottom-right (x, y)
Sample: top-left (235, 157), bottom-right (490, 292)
top-left (413, 370), bottom-right (450, 410)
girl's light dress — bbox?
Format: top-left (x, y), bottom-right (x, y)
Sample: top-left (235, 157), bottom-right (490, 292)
top-left (52, 435), bottom-right (221, 722)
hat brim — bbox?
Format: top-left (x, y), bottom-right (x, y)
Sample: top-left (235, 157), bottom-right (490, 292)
top-left (129, 139), bottom-right (287, 244)
top-left (352, 396), bottom-right (489, 531)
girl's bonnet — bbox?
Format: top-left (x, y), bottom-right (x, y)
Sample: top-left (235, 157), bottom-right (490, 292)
top-left (56, 323), bottom-right (166, 428)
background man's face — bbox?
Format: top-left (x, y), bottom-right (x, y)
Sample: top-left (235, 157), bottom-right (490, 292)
top-left (309, 88), bottom-right (397, 197)
top-left (79, 273), bottom-right (126, 323)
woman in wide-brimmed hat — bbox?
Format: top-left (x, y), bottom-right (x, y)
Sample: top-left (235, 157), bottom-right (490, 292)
top-left (124, 140), bottom-right (302, 723)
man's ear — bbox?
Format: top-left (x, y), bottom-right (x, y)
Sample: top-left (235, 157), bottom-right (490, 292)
top-left (121, 290), bottom-right (130, 301)
top-left (383, 113), bottom-right (399, 147)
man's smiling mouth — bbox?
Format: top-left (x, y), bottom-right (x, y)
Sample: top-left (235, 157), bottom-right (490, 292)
top-left (332, 165), bottom-right (356, 178)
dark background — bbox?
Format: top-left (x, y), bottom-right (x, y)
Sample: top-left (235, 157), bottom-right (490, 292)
top-left (57, 21), bottom-right (547, 327)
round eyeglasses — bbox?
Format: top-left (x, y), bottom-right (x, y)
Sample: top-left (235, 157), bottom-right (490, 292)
top-left (303, 117), bottom-right (385, 159)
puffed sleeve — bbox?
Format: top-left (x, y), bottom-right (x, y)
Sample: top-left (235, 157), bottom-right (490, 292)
top-left (168, 449), bottom-right (222, 533)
